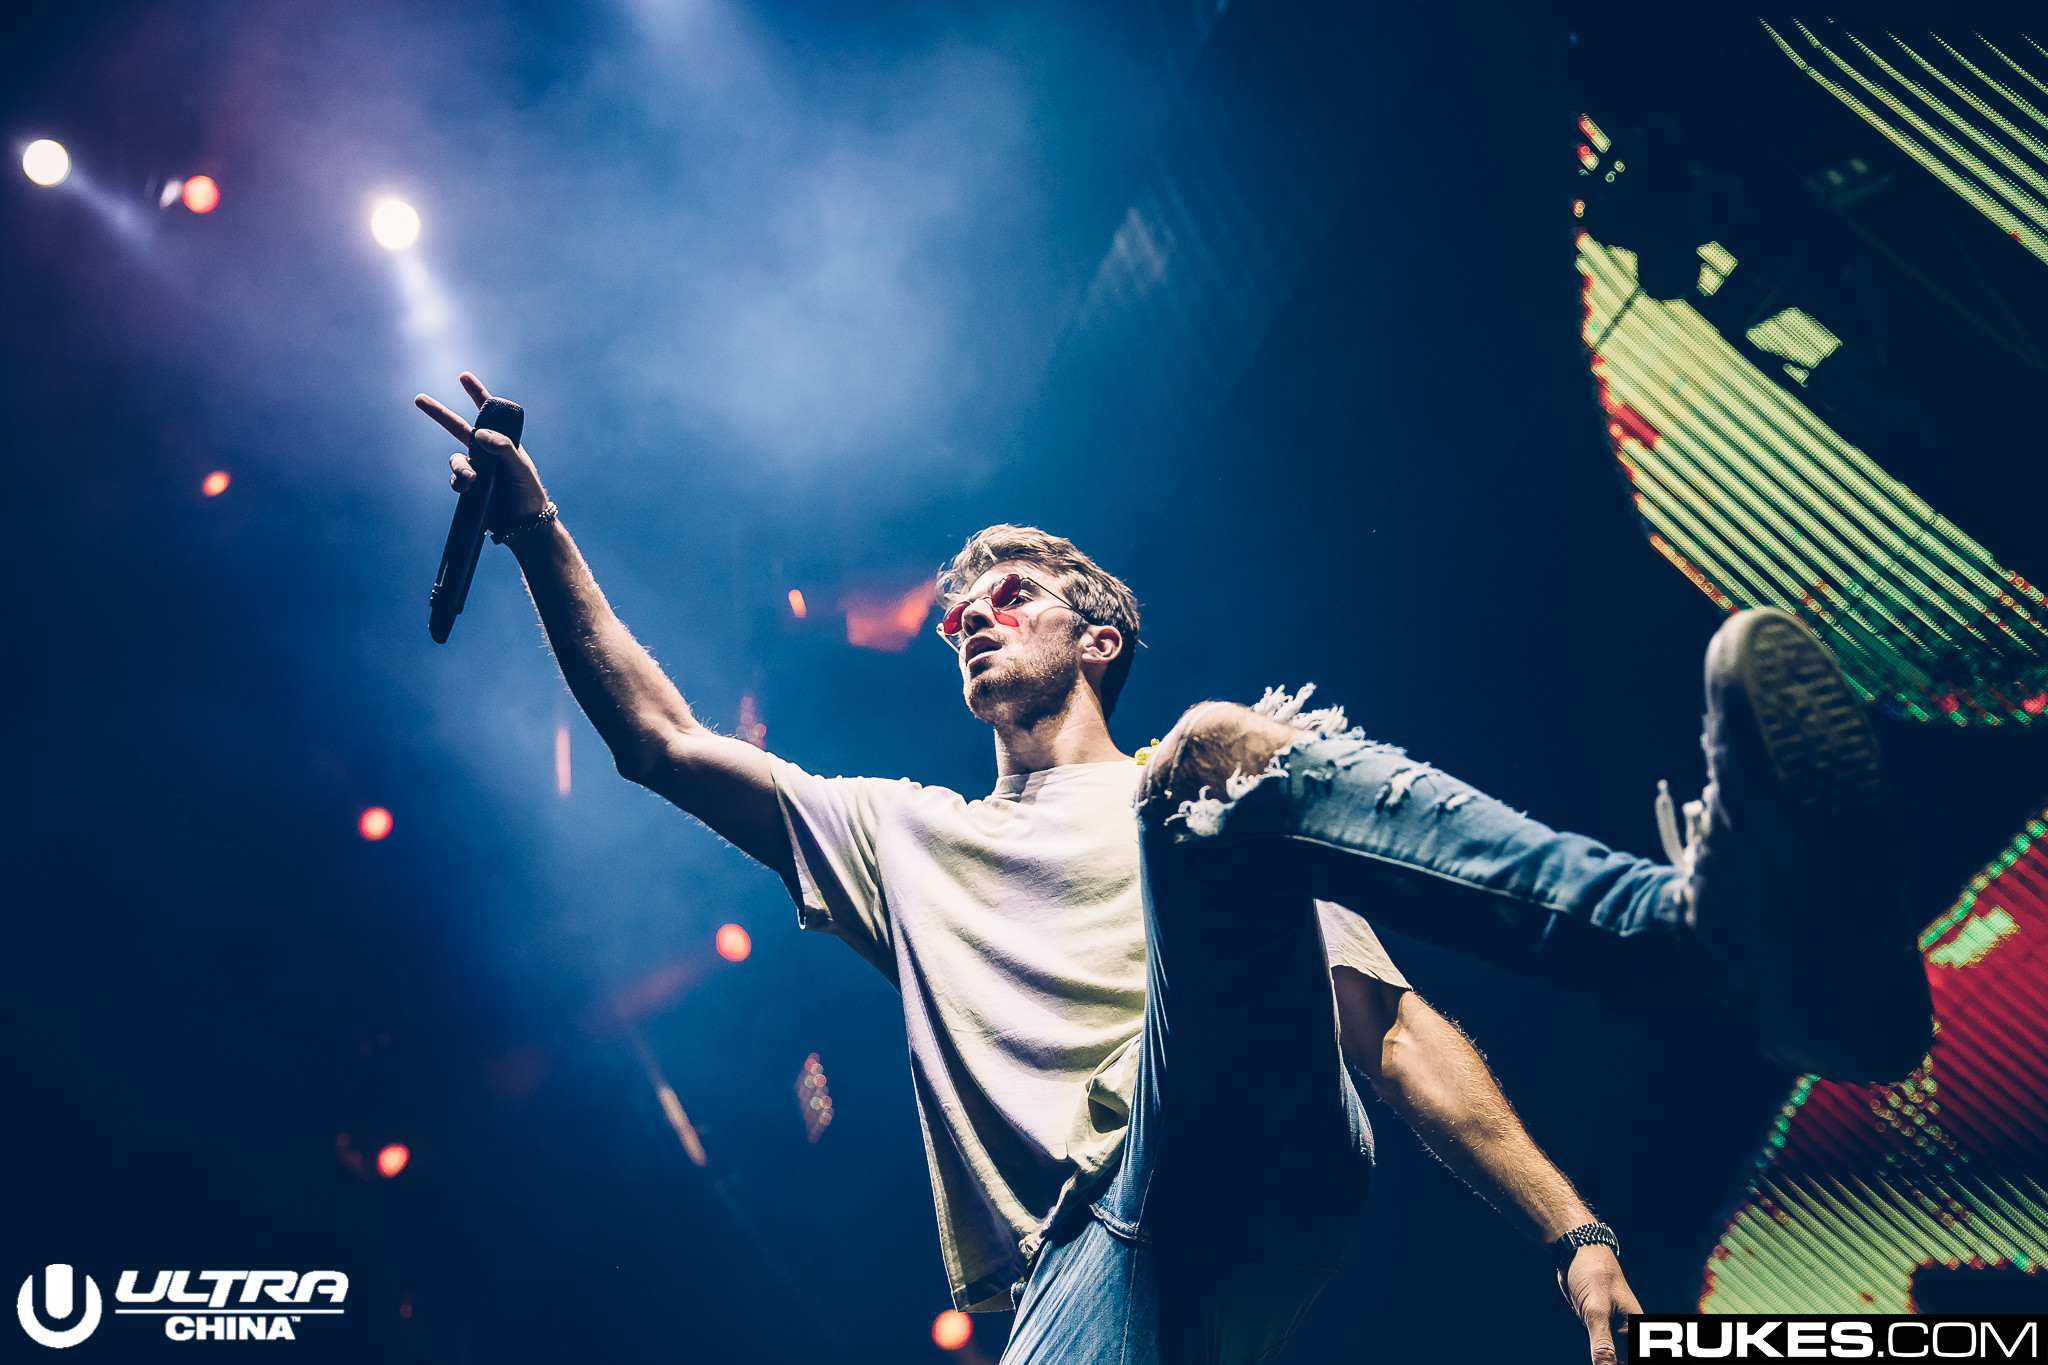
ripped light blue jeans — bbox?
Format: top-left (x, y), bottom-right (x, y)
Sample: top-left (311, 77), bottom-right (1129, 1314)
top-left (1002, 718), bottom-right (1690, 1365)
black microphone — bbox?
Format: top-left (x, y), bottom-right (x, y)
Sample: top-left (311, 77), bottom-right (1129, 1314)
top-left (429, 397), bottom-right (525, 643)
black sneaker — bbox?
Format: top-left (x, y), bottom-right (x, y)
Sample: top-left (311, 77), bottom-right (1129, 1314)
top-left (1660, 608), bottom-right (1933, 1081)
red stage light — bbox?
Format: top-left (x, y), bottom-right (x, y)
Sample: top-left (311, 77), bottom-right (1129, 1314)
top-left (844, 582), bottom-right (935, 653)
top-left (375, 1143), bottom-right (409, 1178)
top-left (201, 471), bottom-right (230, 497)
top-left (358, 807), bottom-right (393, 841)
top-left (932, 1310), bottom-right (972, 1350)
top-left (716, 923), bottom-right (752, 962)
top-left (182, 176), bottom-right (220, 213)
top-left (788, 588), bottom-right (807, 619)
top-left (738, 694), bottom-right (766, 749)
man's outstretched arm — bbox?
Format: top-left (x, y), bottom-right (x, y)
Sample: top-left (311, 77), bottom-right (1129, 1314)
top-left (1334, 968), bottom-right (1641, 1365)
top-left (417, 374), bottom-right (792, 881)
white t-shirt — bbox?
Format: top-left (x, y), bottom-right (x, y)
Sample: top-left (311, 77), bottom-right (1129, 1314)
top-left (771, 755), bottom-right (1409, 1311)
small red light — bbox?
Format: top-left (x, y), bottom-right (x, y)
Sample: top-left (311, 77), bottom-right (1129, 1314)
top-left (716, 924), bottom-right (752, 962)
top-left (932, 1310), bottom-right (972, 1350)
top-left (788, 588), bottom-right (807, 619)
top-left (358, 807), bottom-right (393, 841)
top-left (182, 175), bottom-right (220, 213)
top-left (376, 1143), bottom-right (409, 1178)
top-left (2023, 695), bottom-right (2046, 716)
top-left (201, 470), bottom-right (230, 496)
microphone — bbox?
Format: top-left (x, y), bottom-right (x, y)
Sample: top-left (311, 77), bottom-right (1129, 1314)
top-left (429, 397), bottom-right (525, 643)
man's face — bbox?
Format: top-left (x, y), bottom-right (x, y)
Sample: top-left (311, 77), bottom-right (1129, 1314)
top-left (950, 562), bottom-right (1088, 727)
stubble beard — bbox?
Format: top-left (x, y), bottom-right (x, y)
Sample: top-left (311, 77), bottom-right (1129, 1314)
top-left (963, 631), bottom-right (1082, 731)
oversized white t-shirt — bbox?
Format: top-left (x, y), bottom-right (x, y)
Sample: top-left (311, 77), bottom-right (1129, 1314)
top-left (770, 754), bottom-right (1408, 1312)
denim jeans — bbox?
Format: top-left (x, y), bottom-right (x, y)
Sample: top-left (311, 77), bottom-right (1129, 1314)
top-left (1001, 733), bottom-right (1688, 1365)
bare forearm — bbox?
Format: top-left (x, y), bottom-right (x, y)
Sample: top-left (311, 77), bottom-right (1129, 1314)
top-left (1341, 977), bottom-right (1641, 1362)
top-left (417, 376), bottom-right (786, 870)
top-left (510, 517), bottom-right (702, 773)
top-left (1370, 999), bottom-right (1593, 1243)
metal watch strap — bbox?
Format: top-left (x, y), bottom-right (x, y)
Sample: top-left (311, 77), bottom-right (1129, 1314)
top-left (1551, 1222), bottom-right (1619, 1270)
top-left (491, 501), bottom-right (558, 548)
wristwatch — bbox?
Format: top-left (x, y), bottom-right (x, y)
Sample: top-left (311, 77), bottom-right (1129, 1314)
top-left (1551, 1222), bottom-right (1619, 1271)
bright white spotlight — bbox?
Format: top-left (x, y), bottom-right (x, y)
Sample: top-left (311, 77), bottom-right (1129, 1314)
top-left (23, 139), bottom-right (70, 187)
top-left (370, 198), bottom-right (421, 251)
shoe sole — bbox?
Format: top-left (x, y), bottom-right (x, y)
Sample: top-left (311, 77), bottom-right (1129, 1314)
top-left (1738, 612), bottom-right (1888, 819)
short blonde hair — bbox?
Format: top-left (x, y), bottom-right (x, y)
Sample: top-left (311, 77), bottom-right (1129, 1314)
top-left (937, 525), bottom-right (1141, 716)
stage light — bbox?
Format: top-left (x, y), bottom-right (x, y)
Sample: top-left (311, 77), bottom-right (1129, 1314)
top-left (358, 806), bottom-right (393, 841)
top-left (375, 1143), bottom-right (409, 1178)
top-left (656, 1083), bottom-right (709, 1165)
top-left (844, 582), bottom-right (936, 652)
top-left (932, 1310), bottom-right (973, 1350)
top-left (371, 199), bottom-right (420, 251)
top-left (181, 175), bottom-right (219, 213)
top-left (624, 1025), bottom-right (710, 1163)
top-left (715, 923), bottom-right (751, 962)
top-left (22, 139), bottom-right (69, 186)
top-left (201, 471), bottom-right (230, 497)
top-left (796, 1053), bottom-right (834, 1143)
top-left (787, 588), bottom-right (807, 618)
top-left (555, 724), bottom-right (571, 795)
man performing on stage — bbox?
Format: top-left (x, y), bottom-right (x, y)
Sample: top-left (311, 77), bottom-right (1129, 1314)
top-left (417, 372), bottom-right (1931, 1365)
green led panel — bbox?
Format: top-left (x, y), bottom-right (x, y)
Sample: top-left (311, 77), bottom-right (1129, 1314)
top-left (1579, 233), bottom-right (2048, 724)
top-left (1699, 815), bottom-right (2048, 1312)
top-left (1766, 24), bottom-right (2048, 269)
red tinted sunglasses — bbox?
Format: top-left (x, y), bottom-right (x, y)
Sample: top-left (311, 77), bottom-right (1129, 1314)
top-left (937, 573), bottom-right (1085, 651)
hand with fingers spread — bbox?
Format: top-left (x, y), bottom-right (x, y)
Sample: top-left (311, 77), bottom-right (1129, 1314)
top-left (415, 372), bottom-right (550, 533)
top-left (1560, 1245), bottom-right (1641, 1365)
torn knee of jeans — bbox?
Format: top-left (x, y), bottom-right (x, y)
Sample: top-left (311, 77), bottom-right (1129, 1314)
top-left (1143, 685), bottom-right (1369, 841)
top-left (1141, 700), bottom-right (1282, 800)
top-left (1161, 757), bottom-right (1290, 839)
top-left (1250, 682), bottom-right (1361, 741)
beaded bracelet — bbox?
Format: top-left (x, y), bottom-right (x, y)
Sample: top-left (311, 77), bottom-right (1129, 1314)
top-left (491, 501), bottom-right (559, 549)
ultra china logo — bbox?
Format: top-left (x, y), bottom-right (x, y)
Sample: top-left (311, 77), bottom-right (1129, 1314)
top-left (16, 1267), bottom-right (347, 1347)
top-left (16, 1266), bottom-right (102, 1348)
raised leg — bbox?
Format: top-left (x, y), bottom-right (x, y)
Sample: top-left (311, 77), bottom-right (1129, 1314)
top-left (1133, 606), bottom-right (1938, 1083)
top-left (1137, 695), bottom-right (1705, 1013)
